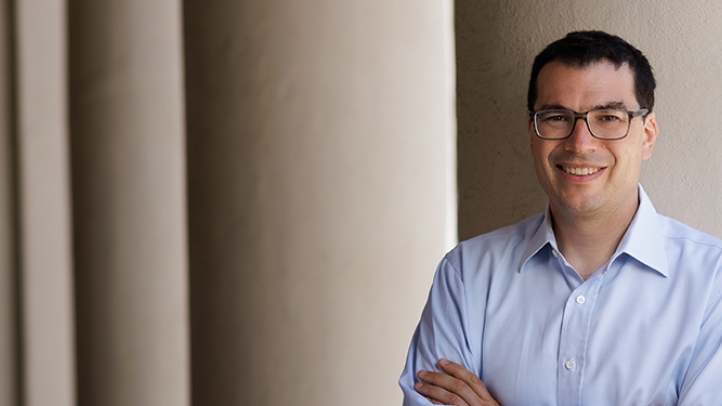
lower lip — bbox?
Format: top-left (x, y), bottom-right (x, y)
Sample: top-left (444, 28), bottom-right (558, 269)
top-left (558, 166), bottom-right (606, 182)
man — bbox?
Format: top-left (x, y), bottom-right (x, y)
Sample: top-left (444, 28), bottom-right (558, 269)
top-left (400, 31), bottom-right (722, 405)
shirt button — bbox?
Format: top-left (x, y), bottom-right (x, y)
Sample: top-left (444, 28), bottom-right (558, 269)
top-left (576, 295), bottom-right (586, 305)
top-left (565, 359), bottom-right (576, 370)
top-left (551, 249), bottom-right (559, 258)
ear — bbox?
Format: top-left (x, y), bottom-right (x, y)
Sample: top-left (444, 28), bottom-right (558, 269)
top-left (528, 115), bottom-right (537, 153)
top-left (641, 112), bottom-right (658, 160)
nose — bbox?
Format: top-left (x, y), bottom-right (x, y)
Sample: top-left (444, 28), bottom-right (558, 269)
top-left (564, 116), bottom-right (597, 153)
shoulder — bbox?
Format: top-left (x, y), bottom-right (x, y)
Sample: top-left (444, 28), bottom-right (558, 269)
top-left (658, 215), bottom-right (722, 299)
top-left (659, 214), bottom-right (722, 254)
top-left (443, 214), bottom-right (545, 276)
top-left (459, 214), bottom-right (544, 250)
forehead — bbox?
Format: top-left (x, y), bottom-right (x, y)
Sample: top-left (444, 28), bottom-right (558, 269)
top-left (534, 60), bottom-right (637, 110)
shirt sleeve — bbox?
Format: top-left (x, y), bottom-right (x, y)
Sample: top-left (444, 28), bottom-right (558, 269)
top-left (678, 270), bottom-right (722, 405)
top-left (398, 255), bottom-right (480, 405)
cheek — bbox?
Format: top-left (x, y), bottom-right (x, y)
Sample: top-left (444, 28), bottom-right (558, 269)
top-left (530, 146), bottom-right (549, 172)
top-left (612, 148), bottom-right (643, 177)
top-left (532, 146), bottom-right (562, 183)
top-left (530, 139), bottom-right (554, 161)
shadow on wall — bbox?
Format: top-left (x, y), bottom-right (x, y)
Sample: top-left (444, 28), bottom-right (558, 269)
top-left (455, 1), bottom-right (551, 240)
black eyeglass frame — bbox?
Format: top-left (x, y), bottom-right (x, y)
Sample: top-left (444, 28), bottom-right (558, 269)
top-left (529, 108), bottom-right (649, 141)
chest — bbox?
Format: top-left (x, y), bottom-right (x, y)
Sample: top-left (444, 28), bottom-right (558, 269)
top-left (467, 263), bottom-right (702, 405)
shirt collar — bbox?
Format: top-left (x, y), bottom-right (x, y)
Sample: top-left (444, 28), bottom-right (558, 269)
top-left (519, 207), bottom-right (557, 273)
top-left (614, 185), bottom-right (668, 277)
top-left (519, 185), bottom-right (668, 277)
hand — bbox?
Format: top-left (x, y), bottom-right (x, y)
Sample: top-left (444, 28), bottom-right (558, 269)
top-left (415, 358), bottom-right (499, 406)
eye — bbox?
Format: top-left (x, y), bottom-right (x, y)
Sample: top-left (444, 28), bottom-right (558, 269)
top-left (599, 115), bottom-right (620, 122)
top-left (600, 114), bottom-right (622, 121)
top-left (546, 114), bottom-right (567, 122)
top-left (539, 110), bottom-right (571, 122)
top-left (593, 109), bottom-right (627, 123)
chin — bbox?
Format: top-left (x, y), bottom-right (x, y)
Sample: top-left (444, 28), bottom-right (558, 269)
top-left (554, 195), bottom-right (605, 216)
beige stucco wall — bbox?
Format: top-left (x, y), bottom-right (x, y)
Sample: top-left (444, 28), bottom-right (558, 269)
top-left (457, 1), bottom-right (722, 240)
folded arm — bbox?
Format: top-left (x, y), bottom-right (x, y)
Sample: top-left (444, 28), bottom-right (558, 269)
top-left (399, 256), bottom-right (492, 405)
top-left (415, 359), bottom-right (499, 406)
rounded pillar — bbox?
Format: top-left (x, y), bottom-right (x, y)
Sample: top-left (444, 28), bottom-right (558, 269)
top-left (68, 0), bottom-right (190, 405)
top-left (184, 0), bottom-right (456, 404)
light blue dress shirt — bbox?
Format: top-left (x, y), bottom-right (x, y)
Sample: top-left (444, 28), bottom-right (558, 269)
top-left (400, 186), bottom-right (722, 405)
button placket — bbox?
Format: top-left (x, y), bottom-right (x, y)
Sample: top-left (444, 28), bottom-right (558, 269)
top-left (557, 277), bottom-right (602, 405)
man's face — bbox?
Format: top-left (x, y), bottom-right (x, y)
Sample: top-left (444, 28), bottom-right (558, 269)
top-left (528, 60), bottom-right (658, 220)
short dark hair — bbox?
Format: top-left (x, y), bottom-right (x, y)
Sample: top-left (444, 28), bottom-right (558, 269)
top-left (527, 31), bottom-right (656, 113)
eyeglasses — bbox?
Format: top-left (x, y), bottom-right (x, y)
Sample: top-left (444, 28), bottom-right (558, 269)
top-left (530, 108), bottom-right (649, 140)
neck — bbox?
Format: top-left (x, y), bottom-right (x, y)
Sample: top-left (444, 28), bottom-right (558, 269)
top-left (551, 199), bottom-right (639, 280)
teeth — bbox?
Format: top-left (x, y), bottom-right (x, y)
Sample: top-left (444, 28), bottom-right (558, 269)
top-left (563, 167), bottom-right (600, 176)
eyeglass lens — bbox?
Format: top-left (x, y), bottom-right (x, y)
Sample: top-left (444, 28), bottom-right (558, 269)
top-left (535, 109), bottom-right (630, 140)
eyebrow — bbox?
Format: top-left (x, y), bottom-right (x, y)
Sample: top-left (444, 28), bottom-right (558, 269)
top-left (537, 101), bottom-right (629, 111)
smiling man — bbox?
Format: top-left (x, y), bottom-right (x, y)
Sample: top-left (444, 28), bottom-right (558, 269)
top-left (400, 31), bottom-right (722, 405)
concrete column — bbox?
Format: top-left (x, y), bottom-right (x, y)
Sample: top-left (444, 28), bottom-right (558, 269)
top-left (0, 0), bottom-right (16, 404)
top-left (68, 0), bottom-right (189, 405)
top-left (15, 0), bottom-right (75, 405)
top-left (456, 0), bottom-right (722, 239)
top-left (184, 0), bottom-right (455, 405)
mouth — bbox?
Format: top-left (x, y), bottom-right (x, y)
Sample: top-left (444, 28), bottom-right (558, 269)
top-left (560, 166), bottom-right (603, 176)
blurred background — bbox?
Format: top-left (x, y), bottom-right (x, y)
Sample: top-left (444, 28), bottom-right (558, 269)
top-left (1, 0), bottom-right (722, 405)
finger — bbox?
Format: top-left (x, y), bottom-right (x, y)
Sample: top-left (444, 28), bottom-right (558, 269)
top-left (438, 359), bottom-right (497, 403)
top-left (417, 370), bottom-right (477, 405)
top-left (415, 378), bottom-right (469, 406)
